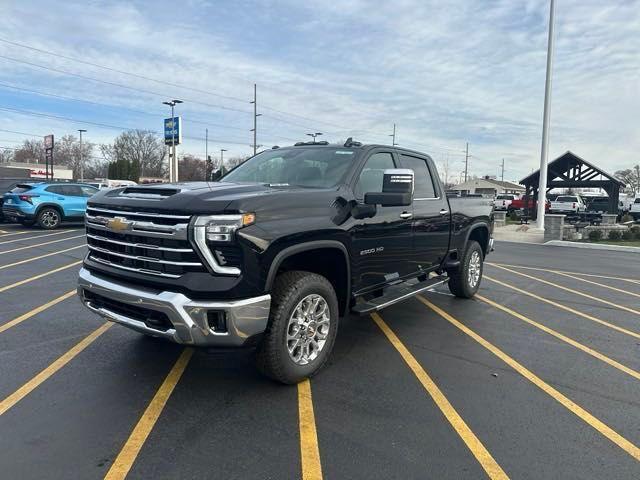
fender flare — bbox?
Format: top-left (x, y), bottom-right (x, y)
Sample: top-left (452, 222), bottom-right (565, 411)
top-left (464, 222), bottom-right (490, 254)
top-left (265, 240), bottom-right (351, 305)
top-left (35, 203), bottom-right (65, 219)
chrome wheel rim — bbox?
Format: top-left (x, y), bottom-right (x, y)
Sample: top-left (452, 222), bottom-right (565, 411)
top-left (468, 251), bottom-right (481, 288)
top-left (42, 210), bottom-right (59, 228)
top-left (286, 294), bottom-right (331, 366)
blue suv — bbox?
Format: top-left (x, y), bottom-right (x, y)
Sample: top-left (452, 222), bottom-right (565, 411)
top-left (2, 182), bottom-right (99, 229)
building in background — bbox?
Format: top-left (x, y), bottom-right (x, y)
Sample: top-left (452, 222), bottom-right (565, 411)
top-left (0, 162), bottom-right (73, 180)
top-left (450, 177), bottom-right (525, 197)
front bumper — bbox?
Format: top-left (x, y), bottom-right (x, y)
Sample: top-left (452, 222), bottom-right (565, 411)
top-left (77, 267), bottom-right (271, 347)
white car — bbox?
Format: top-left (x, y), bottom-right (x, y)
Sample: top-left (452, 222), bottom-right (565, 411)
top-left (493, 194), bottom-right (516, 211)
top-left (550, 195), bottom-right (586, 213)
top-left (631, 197), bottom-right (640, 220)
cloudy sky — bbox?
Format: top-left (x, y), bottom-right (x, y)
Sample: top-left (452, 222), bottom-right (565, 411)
top-left (0, 0), bottom-right (638, 182)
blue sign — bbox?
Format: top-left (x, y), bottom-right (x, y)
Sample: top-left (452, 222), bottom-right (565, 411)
top-left (164, 116), bottom-right (182, 146)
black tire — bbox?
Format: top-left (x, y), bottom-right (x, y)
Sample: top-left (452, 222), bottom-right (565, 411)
top-left (37, 207), bottom-right (61, 229)
top-left (256, 271), bottom-right (339, 384)
top-left (447, 240), bottom-right (484, 298)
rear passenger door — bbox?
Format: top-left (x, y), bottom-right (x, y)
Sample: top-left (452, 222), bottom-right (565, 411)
top-left (398, 154), bottom-right (450, 271)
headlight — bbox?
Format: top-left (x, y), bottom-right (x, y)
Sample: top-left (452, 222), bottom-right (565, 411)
top-left (193, 213), bottom-right (255, 242)
top-left (190, 213), bottom-right (255, 275)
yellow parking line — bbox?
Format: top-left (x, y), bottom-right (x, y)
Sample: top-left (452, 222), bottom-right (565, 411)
top-left (416, 295), bottom-right (640, 461)
top-left (487, 262), bottom-right (640, 285)
top-left (298, 379), bottom-right (323, 480)
top-left (0, 260), bottom-right (82, 293)
top-left (484, 275), bottom-right (640, 340)
top-left (0, 290), bottom-right (76, 334)
top-left (371, 312), bottom-right (509, 479)
top-left (490, 264), bottom-right (640, 316)
top-left (551, 271), bottom-right (640, 299)
top-left (476, 294), bottom-right (640, 381)
top-left (0, 244), bottom-right (86, 270)
top-left (0, 229), bottom-right (76, 245)
top-left (0, 322), bottom-right (112, 416)
top-left (104, 348), bottom-right (193, 480)
top-left (0, 234), bottom-right (85, 255)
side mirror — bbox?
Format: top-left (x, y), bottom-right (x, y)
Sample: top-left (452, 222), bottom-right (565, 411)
top-left (364, 169), bottom-right (414, 207)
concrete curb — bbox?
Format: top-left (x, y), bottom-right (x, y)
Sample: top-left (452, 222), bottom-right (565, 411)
top-left (545, 240), bottom-right (640, 253)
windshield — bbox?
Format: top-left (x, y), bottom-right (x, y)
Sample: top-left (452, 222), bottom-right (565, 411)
top-left (221, 147), bottom-right (358, 188)
top-left (10, 184), bottom-right (34, 193)
top-left (496, 195), bottom-right (514, 200)
top-left (556, 196), bottom-right (577, 202)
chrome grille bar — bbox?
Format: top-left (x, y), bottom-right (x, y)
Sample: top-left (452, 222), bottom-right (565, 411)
top-left (88, 245), bottom-right (201, 266)
top-left (86, 233), bottom-right (193, 253)
top-left (86, 207), bottom-right (191, 220)
top-left (89, 256), bottom-right (181, 279)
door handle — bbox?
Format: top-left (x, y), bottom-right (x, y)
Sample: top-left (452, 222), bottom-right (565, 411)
top-left (439, 209), bottom-right (449, 215)
top-left (399, 212), bottom-right (412, 219)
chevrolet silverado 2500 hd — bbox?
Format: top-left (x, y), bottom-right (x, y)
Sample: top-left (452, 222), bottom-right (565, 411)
top-left (77, 140), bottom-right (493, 383)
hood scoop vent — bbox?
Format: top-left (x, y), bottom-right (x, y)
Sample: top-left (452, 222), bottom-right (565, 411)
top-left (119, 187), bottom-right (180, 200)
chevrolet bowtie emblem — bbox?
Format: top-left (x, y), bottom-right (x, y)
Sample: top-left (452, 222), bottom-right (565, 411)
top-left (107, 216), bottom-right (133, 232)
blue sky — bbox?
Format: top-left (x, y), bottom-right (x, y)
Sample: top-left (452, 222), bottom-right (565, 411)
top-left (0, 0), bottom-right (638, 182)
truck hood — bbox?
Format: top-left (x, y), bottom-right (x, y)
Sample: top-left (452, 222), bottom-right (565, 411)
top-left (87, 181), bottom-right (329, 214)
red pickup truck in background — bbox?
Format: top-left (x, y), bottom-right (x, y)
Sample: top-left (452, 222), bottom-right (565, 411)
top-left (508, 197), bottom-right (550, 214)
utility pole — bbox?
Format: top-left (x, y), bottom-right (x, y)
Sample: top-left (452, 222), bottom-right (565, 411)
top-left (163, 99), bottom-right (183, 182)
top-left (205, 128), bottom-right (208, 166)
top-left (389, 123), bottom-right (397, 146)
top-left (464, 142), bottom-right (469, 182)
top-left (250, 84), bottom-right (261, 155)
top-left (536, 0), bottom-right (556, 230)
top-left (501, 158), bottom-right (505, 182)
top-left (635, 164), bottom-right (640, 194)
top-left (78, 129), bottom-right (87, 182)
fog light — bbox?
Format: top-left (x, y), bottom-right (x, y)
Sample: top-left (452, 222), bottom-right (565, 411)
top-left (207, 310), bottom-right (227, 333)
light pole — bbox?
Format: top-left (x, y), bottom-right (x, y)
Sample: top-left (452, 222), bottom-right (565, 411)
top-left (220, 148), bottom-right (227, 173)
top-left (389, 124), bottom-right (397, 146)
top-left (78, 129), bottom-right (87, 182)
top-left (250, 84), bottom-right (262, 155)
top-left (163, 99), bottom-right (183, 182)
top-left (306, 132), bottom-right (323, 143)
top-left (536, 0), bottom-right (556, 230)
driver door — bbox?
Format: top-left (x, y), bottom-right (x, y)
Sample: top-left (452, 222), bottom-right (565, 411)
top-left (349, 150), bottom-right (415, 294)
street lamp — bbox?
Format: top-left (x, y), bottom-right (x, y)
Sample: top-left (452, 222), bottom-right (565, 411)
top-left (306, 132), bottom-right (323, 143)
top-left (220, 148), bottom-right (228, 176)
top-left (163, 99), bottom-right (183, 182)
top-left (78, 129), bottom-right (87, 182)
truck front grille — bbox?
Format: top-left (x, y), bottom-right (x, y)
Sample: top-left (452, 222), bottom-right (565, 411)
top-left (85, 205), bottom-right (206, 279)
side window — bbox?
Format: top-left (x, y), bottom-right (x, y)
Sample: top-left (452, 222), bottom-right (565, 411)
top-left (354, 152), bottom-right (395, 198)
top-left (80, 186), bottom-right (98, 197)
top-left (45, 185), bottom-right (64, 195)
top-left (400, 155), bottom-right (437, 198)
top-left (64, 185), bottom-right (84, 197)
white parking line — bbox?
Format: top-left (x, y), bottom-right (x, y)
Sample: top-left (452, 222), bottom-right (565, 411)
top-left (0, 234), bottom-right (85, 255)
top-left (0, 229), bottom-right (77, 245)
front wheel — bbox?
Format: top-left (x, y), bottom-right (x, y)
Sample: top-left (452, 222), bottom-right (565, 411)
top-left (448, 240), bottom-right (484, 298)
top-left (37, 207), bottom-right (61, 229)
top-left (256, 271), bottom-right (339, 384)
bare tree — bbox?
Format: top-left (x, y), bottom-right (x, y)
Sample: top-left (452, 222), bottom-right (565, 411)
top-left (14, 139), bottom-right (44, 164)
top-left (225, 155), bottom-right (250, 170)
top-left (615, 166), bottom-right (640, 194)
top-left (101, 130), bottom-right (167, 178)
top-left (0, 148), bottom-right (14, 164)
top-left (178, 154), bottom-right (206, 181)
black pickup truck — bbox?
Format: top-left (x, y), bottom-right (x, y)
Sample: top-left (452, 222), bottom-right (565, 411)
top-left (77, 140), bottom-right (493, 383)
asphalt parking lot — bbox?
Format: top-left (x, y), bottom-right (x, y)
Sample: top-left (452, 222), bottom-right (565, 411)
top-left (0, 223), bottom-right (639, 480)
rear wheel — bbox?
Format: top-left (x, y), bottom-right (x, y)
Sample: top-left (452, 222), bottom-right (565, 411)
top-left (37, 207), bottom-right (61, 229)
top-left (447, 240), bottom-right (483, 298)
top-left (256, 271), bottom-right (339, 384)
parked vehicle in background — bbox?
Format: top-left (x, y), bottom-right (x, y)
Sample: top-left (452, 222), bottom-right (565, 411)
top-left (0, 179), bottom-right (21, 223)
top-left (550, 195), bottom-right (586, 213)
top-left (585, 196), bottom-right (610, 213)
top-left (619, 194), bottom-right (634, 213)
top-left (493, 194), bottom-right (515, 211)
top-left (509, 197), bottom-right (549, 214)
top-left (77, 140), bottom-right (494, 384)
top-left (2, 182), bottom-right (99, 229)
top-left (631, 198), bottom-right (640, 220)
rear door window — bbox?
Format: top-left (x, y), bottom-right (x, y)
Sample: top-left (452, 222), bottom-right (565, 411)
top-left (45, 185), bottom-right (66, 195)
top-left (64, 185), bottom-right (85, 197)
top-left (400, 154), bottom-right (437, 198)
top-left (80, 186), bottom-right (99, 197)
